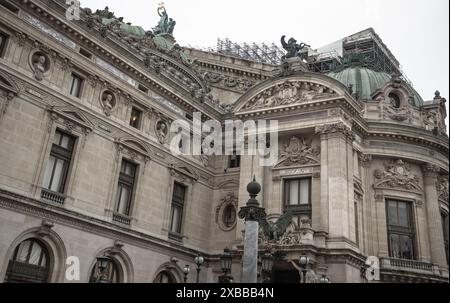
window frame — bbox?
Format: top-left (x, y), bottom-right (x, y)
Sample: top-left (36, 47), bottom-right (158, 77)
top-left (229, 153), bottom-right (241, 169)
top-left (0, 31), bottom-right (8, 58)
top-left (69, 73), bottom-right (84, 98)
top-left (114, 159), bottom-right (138, 217)
top-left (283, 177), bottom-right (312, 225)
top-left (42, 129), bottom-right (76, 194)
top-left (385, 199), bottom-right (417, 260)
top-left (129, 107), bottom-right (143, 129)
top-left (441, 211), bottom-right (449, 265)
top-left (169, 182), bottom-right (187, 238)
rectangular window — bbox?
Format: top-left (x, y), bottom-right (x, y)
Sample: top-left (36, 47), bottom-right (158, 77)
top-left (386, 200), bottom-right (416, 260)
top-left (284, 178), bottom-right (312, 226)
top-left (69, 73), bottom-right (83, 98)
top-left (79, 48), bottom-right (92, 59)
top-left (115, 160), bottom-right (137, 216)
top-left (355, 201), bottom-right (360, 247)
top-left (42, 130), bottom-right (75, 194)
top-left (129, 107), bottom-right (142, 129)
top-left (170, 183), bottom-right (186, 235)
top-left (442, 212), bottom-right (449, 264)
top-left (0, 32), bottom-right (8, 58)
top-left (229, 153), bottom-right (241, 169)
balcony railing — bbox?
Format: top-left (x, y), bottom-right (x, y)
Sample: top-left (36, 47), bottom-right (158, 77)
top-left (5, 260), bottom-right (50, 283)
top-left (380, 258), bottom-right (433, 272)
top-left (40, 189), bottom-right (66, 205)
top-left (112, 212), bottom-right (131, 226)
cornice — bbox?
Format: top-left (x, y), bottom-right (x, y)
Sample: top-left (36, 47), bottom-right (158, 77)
top-left (11, 0), bottom-right (223, 120)
top-left (0, 188), bottom-right (205, 258)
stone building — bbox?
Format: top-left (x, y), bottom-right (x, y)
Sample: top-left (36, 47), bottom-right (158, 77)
top-left (0, 0), bottom-right (448, 283)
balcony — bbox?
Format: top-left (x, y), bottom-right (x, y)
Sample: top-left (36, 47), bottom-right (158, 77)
top-left (40, 189), bottom-right (66, 205)
top-left (5, 260), bottom-right (50, 283)
top-left (112, 212), bottom-right (131, 226)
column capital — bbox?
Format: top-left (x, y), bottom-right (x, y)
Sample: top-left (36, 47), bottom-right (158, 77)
top-left (315, 122), bottom-right (355, 141)
top-left (422, 163), bottom-right (440, 178)
top-left (359, 153), bottom-right (372, 167)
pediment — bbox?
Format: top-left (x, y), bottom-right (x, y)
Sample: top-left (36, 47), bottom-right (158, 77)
top-left (234, 74), bottom-right (350, 115)
top-left (117, 137), bottom-right (151, 156)
top-left (169, 163), bottom-right (200, 181)
top-left (50, 106), bottom-right (94, 130)
top-left (0, 72), bottom-right (20, 95)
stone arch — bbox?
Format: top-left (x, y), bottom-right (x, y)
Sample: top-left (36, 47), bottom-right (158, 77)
top-left (152, 261), bottom-right (184, 283)
top-left (0, 226), bottom-right (67, 283)
top-left (88, 245), bottom-right (134, 283)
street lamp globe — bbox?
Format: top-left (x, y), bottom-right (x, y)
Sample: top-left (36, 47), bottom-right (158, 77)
top-left (195, 254), bottom-right (204, 266)
top-left (183, 265), bottom-right (190, 275)
top-left (220, 248), bottom-right (232, 273)
top-left (299, 256), bottom-right (310, 268)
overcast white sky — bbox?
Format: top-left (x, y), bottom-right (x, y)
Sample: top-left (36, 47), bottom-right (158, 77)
top-left (81, 0), bottom-right (449, 128)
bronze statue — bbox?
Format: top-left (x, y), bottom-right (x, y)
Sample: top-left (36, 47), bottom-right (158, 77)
top-left (153, 3), bottom-right (176, 36)
top-left (281, 35), bottom-right (310, 59)
top-left (260, 211), bottom-right (293, 242)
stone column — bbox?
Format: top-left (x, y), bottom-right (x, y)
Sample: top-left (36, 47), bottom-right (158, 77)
top-left (359, 154), bottom-right (372, 255)
top-left (238, 179), bottom-right (266, 283)
top-left (422, 164), bottom-right (447, 268)
top-left (315, 123), bottom-right (354, 240)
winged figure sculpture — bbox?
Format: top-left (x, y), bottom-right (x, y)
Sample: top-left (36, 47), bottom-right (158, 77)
top-left (260, 211), bottom-right (293, 242)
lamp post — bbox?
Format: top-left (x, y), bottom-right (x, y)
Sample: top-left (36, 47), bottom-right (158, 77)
top-left (219, 248), bottom-right (233, 283)
top-left (261, 252), bottom-right (274, 283)
top-left (94, 255), bottom-right (112, 283)
top-left (194, 253), bottom-right (204, 283)
top-left (238, 177), bottom-right (267, 283)
top-left (299, 256), bottom-right (310, 283)
top-left (182, 265), bottom-right (190, 283)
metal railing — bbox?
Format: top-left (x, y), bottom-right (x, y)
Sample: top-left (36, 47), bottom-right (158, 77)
top-left (381, 258), bottom-right (433, 272)
top-left (112, 212), bottom-right (131, 226)
top-left (5, 260), bottom-right (49, 283)
top-left (41, 189), bottom-right (66, 205)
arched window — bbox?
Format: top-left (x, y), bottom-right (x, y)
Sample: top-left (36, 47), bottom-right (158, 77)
top-left (222, 204), bottom-right (237, 228)
top-left (5, 239), bottom-right (50, 283)
top-left (153, 270), bottom-right (176, 283)
top-left (89, 257), bottom-right (120, 283)
top-left (388, 93), bottom-right (401, 108)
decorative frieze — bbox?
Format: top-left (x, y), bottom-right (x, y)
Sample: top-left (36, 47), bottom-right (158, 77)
top-left (275, 136), bottom-right (320, 167)
top-left (243, 80), bottom-right (337, 110)
top-left (437, 175), bottom-right (449, 202)
top-left (203, 72), bottom-right (256, 92)
top-left (374, 159), bottom-right (422, 192)
top-left (315, 122), bottom-right (355, 141)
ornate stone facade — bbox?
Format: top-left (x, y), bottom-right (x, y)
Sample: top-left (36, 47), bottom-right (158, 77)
top-left (0, 0), bottom-right (448, 284)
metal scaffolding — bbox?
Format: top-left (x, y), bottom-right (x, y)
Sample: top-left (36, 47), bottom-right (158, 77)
top-left (212, 38), bottom-right (285, 65)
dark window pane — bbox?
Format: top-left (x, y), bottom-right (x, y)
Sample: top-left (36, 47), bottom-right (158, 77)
top-left (115, 160), bottom-right (137, 216)
top-left (170, 183), bottom-right (187, 235)
top-left (130, 107), bottom-right (142, 129)
top-left (43, 130), bottom-right (75, 194)
top-left (229, 154), bottom-right (241, 168)
top-left (386, 200), bottom-right (415, 260)
top-left (70, 74), bottom-right (83, 97)
top-left (0, 33), bottom-right (8, 57)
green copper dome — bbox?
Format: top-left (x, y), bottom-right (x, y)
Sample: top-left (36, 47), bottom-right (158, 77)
top-left (327, 67), bottom-right (423, 107)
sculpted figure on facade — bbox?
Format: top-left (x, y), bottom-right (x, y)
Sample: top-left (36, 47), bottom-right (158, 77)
top-left (259, 211), bottom-right (293, 243)
top-left (31, 53), bottom-right (49, 81)
top-left (244, 81), bottom-right (336, 110)
top-left (281, 36), bottom-right (310, 59)
top-left (374, 159), bottom-right (422, 191)
top-left (155, 120), bottom-right (169, 144)
top-left (437, 175), bottom-right (449, 202)
top-left (276, 137), bottom-right (320, 167)
top-left (100, 91), bottom-right (116, 116)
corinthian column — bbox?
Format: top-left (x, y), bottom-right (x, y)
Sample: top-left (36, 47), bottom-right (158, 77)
top-left (422, 164), bottom-right (447, 268)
